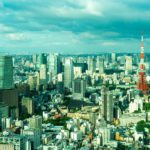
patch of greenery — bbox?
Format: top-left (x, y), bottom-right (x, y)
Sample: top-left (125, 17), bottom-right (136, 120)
top-left (19, 113), bottom-right (31, 120)
top-left (143, 103), bottom-right (150, 111)
top-left (44, 117), bottom-right (71, 126)
top-left (136, 120), bottom-right (150, 133)
top-left (134, 109), bottom-right (141, 113)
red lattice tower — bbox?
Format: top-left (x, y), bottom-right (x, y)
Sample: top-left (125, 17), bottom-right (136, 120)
top-left (137, 34), bottom-right (149, 94)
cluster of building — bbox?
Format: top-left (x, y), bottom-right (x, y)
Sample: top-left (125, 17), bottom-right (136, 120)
top-left (0, 37), bottom-right (150, 150)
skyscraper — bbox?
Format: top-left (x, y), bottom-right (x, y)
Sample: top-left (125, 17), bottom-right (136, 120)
top-left (0, 56), bottom-right (13, 89)
top-left (39, 64), bottom-right (48, 85)
top-left (87, 56), bottom-right (96, 73)
top-left (64, 58), bottom-right (74, 88)
top-left (125, 56), bottom-right (133, 74)
top-left (28, 115), bottom-right (42, 129)
top-left (101, 88), bottom-right (114, 122)
top-left (111, 52), bottom-right (116, 64)
top-left (39, 53), bottom-right (47, 65)
top-left (48, 53), bottom-right (61, 82)
top-left (72, 77), bottom-right (87, 99)
top-left (96, 56), bottom-right (104, 74)
top-left (21, 97), bottom-right (34, 115)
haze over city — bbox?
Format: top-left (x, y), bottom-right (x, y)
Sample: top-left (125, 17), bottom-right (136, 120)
top-left (0, 0), bottom-right (150, 54)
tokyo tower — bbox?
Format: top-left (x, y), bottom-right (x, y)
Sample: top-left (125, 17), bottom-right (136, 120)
top-left (137, 34), bottom-right (149, 94)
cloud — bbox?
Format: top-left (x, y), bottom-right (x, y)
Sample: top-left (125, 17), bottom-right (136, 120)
top-left (5, 33), bottom-right (26, 41)
top-left (0, 0), bottom-right (150, 53)
top-left (102, 41), bottom-right (118, 46)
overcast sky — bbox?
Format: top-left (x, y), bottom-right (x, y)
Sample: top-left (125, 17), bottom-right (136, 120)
top-left (0, 0), bottom-right (150, 54)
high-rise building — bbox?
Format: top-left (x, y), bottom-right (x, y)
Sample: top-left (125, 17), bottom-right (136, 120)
top-left (0, 89), bottom-right (19, 118)
top-left (35, 53), bottom-right (47, 69)
top-left (0, 134), bottom-right (27, 150)
top-left (48, 53), bottom-right (61, 82)
top-left (39, 53), bottom-right (47, 65)
top-left (0, 56), bottom-right (13, 89)
top-left (0, 144), bottom-right (14, 150)
top-left (28, 115), bottom-right (42, 129)
top-left (0, 103), bottom-right (9, 119)
top-left (102, 88), bottom-right (114, 122)
top-left (27, 74), bottom-right (38, 91)
top-left (21, 97), bottom-right (34, 115)
top-left (73, 66), bottom-right (82, 78)
top-left (32, 54), bottom-right (37, 65)
top-left (56, 73), bottom-right (64, 93)
top-left (96, 56), bottom-right (104, 74)
top-left (99, 127), bottom-right (111, 146)
top-left (21, 128), bottom-right (41, 150)
top-left (125, 56), bottom-right (133, 73)
top-left (111, 53), bottom-right (116, 64)
top-left (64, 58), bottom-right (74, 88)
top-left (72, 77), bottom-right (87, 99)
top-left (87, 56), bottom-right (96, 73)
top-left (39, 64), bottom-right (48, 85)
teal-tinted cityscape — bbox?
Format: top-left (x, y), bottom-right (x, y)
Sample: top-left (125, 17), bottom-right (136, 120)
top-left (0, 0), bottom-right (150, 150)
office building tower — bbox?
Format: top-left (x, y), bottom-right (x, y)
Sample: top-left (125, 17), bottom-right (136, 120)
top-left (21, 128), bottom-right (41, 150)
top-left (105, 54), bottom-right (110, 65)
top-left (96, 56), bottom-right (104, 74)
top-left (113, 105), bottom-right (121, 120)
top-left (39, 64), bottom-right (48, 85)
top-left (89, 112), bottom-right (97, 125)
top-left (27, 74), bottom-right (38, 91)
top-left (73, 66), bottom-right (82, 78)
top-left (48, 53), bottom-right (61, 82)
top-left (99, 127), bottom-right (111, 146)
top-left (21, 97), bottom-right (34, 115)
top-left (39, 53), bottom-right (47, 65)
top-left (87, 56), bottom-right (96, 73)
top-left (0, 103), bottom-right (9, 119)
top-left (0, 134), bottom-right (27, 150)
top-left (72, 77), bottom-right (86, 99)
top-left (0, 89), bottom-right (19, 118)
top-left (36, 53), bottom-right (47, 69)
top-left (1, 117), bottom-right (12, 129)
top-left (74, 63), bottom-right (87, 73)
top-left (119, 56), bottom-right (126, 65)
top-left (102, 89), bottom-right (114, 122)
top-left (28, 115), bottom-right (42, 129)
top-left (64, 58), bottom-right (74, 88)
top-left (56, 73), bottom-right (64, 93)
top-left (111, 53), bottom-right (116, 63)
top-left (133, 54), bottom-right (139, 65)
top-left (125, 56), bottom-right (133, 73)
top-left (0, 144), bottom-right (14, 150)
top-left (0, 56), bottom-right (13, 89)
top-left (32, 54), bottom-right (37, 65)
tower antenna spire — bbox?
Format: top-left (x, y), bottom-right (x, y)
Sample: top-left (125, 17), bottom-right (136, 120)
top-left (137, 33), bottom-right (148, 94)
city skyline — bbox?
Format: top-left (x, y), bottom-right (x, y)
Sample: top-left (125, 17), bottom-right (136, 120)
top-left (0, 0), bottom-right (150, 54)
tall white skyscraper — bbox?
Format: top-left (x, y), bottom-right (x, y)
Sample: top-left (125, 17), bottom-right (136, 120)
top-left (0, 56), bottom-right (13, 89)
top-left (64, 58), bottom-right (74, 88)
top-left (125, 56), bottom-right (133, 73)
top-left (48, 53), bottom-right (61, 82)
